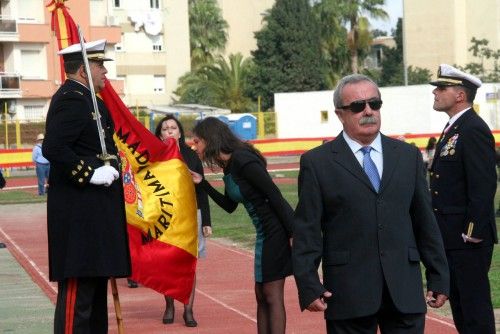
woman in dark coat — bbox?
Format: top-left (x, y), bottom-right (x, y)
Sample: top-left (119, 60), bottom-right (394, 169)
top-left (154, 115), bottom-right (212, 327)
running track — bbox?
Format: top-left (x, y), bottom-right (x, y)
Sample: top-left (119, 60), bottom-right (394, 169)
top-left (0, 203), bottom-right (457, 333)
top-left (1, 163), bottom-right (457, 333)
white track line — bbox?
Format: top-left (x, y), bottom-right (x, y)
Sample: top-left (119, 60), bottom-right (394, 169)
top-left (3, 185), bottom-right (37, 190)
top-left (207, 240), bottom-right (455, 329)
top-left (0, 221), bottom-right (455, 329)
top-left (195, 288), bottom-right (257, 323)
top-left (0, 226), bottom-right (56, 294)
top-left (424, 314), bottom-right (456, 328)
top-left (207, 239), bottom-right (254, 258)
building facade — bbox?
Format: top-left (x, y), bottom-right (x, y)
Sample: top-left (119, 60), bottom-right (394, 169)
top-left (2, 0), bottom-right (275, 125)
top-left (0, 0), bottom-right (121, 122)
top-left (404, 0), bottom-right (500, 73)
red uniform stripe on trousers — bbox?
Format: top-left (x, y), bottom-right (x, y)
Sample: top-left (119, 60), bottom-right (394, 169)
top-left (65, 278), bottom-right (77, 334)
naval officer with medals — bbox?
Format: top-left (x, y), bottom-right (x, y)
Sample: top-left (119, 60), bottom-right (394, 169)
top-left (43, 39), bottom-right (131, 334)
top-left (429, 64), bottom-right (497, 334)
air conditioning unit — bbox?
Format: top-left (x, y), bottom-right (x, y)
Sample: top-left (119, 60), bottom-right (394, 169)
top-left (106, 15), bottom-right (118, 26)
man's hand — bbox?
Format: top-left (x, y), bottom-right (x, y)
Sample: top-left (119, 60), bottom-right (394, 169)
top-left (426, 291), bottom-right (448, 308)
top-left (306, 291), bottom-right (332, 312)
top-left (89, 165), bottom-right (119, 187)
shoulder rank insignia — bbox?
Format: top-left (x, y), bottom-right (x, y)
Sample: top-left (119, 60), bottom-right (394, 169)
top-left (63, 90), bottom-right (84, 96)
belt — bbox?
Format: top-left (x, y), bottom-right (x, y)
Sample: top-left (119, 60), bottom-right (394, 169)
top-left (36, 162), bottom-right (49, 165)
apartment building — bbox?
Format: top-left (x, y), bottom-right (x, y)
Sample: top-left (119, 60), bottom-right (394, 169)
top-left (111, 0), bottom-right (274, 107)
top-left (1, 0), bottom-right (121, 121)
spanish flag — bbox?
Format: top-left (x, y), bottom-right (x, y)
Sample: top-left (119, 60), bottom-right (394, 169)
top-left (47, 0), bottom-right (198, 304)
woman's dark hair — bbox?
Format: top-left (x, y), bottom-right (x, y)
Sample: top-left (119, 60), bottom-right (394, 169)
top-left (426, 136), bottom-right (437, 151)
top-left (154, 114), bottom-right (186, 146)
top-left (193, 117), bottom-right (265, 169)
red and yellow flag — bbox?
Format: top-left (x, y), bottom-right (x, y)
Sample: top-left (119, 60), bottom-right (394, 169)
top-left (47, 0), bottom-right (198, 303)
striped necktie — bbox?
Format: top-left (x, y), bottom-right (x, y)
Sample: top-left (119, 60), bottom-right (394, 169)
top-left (361, 146), bottom-right (380, 192)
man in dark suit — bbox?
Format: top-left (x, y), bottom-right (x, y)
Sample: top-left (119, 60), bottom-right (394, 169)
top-left (292, 74), bottom-right (449, 333)
top-left (429, 64), bottom-right (497, 334)
top-left (43, 39), bottom-right (131, 334)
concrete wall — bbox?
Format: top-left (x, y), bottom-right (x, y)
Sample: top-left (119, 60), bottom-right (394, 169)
top-left (275, 83), bottom-right (500, 139)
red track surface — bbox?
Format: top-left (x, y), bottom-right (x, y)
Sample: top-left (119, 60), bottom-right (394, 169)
top-left (1, 161), bottom-right (458, 333)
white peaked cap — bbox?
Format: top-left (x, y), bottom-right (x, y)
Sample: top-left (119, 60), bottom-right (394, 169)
top-left (429, 64), bottom-right (481, 89)
top-left (58, 39), bottom-right (112, 62)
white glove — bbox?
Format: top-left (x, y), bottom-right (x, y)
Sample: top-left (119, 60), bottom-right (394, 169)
top-left (89, 165), bottom-right (119, 187)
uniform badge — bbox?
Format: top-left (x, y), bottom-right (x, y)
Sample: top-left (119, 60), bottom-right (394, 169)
top-left (440, 134), bottom-right (459, 157)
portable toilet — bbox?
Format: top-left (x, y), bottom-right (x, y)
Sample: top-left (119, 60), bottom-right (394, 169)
top-left (225, 113), bottom-right (257, 140)
top-left (216, 115), bottom-right (230, 125)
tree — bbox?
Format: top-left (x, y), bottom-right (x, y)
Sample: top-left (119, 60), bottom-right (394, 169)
top-left (175, 53), bottom-right (255, 113)
top-left (312, 1), bottom-right (351, 88)
top-left (188, 0), bottom-right (228, 70)
top-left (377, 18), bottom-right (431, 86)
top-left (248, 0), bottom-right (327, 110)
top-left (341, 0), bottom-right (388, 73)
top-left (460, 37), bottom-right (500, 82)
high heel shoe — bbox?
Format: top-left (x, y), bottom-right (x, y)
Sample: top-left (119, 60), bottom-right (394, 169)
top-left (183, 310), bottom-right (198, 327)
top-left (162, 305), bottom-right (174, 324)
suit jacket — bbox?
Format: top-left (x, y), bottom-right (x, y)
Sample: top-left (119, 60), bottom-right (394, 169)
top-left (292, 132), bottom-right (449, 320)
top-left (430, 108), bottom-right (498, 249)
top-left (43, 79), bottom-right (131, 281)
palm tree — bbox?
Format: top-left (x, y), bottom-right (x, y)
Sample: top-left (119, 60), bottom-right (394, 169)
top-left (188, 0), bottom-right (228, 70)
top-left (175, 53), bottom-right (254, 113)
top-left (313, 1), bottom-right (351, 87)
top-left (340, 0), bottom-right (388, 73)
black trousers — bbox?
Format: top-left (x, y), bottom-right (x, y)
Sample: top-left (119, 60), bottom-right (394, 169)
top-left (326, 284), bottom-right (425, 334)
top-left (54, 277), bottom-right (109, 334)
top-left (446, 246), bottom-right (495, 334)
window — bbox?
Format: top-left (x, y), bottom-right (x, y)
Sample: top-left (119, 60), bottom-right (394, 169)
top-left (113, 0), bottom-right (121, 8)
top-left (24, 105), bottom-right (45, 121)
top-left (21, 50), bottom-right (43, 79)
top-left (152, 35), bottom-right (163, 52)
top-left (153, 76), bottom-right (165, 93)
top-left (115, 43), bottom-right (123, 52)
top-left (320, 110), bottom-right (328, 123)
top-left (150, 0), bottom-right (160, 9)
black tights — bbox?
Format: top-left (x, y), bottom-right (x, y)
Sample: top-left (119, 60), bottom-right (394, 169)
top-left (254, 278), bottom-right (286, 334)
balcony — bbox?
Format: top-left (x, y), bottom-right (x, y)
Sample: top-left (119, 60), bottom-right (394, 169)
top-left (0, 73), bottom-right (21, 98)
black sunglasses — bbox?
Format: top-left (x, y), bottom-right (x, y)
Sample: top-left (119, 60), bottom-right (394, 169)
top-left (339, 99), bottom-right (383, 113)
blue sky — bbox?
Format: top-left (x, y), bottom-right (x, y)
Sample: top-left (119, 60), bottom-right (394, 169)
top-left (370, 0), bottom-right (403, 34)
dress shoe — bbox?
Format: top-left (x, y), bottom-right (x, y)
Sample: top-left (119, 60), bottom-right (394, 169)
top-left (183, 311), bottom-right (197, 327)
top-left (127, 279), bottom-right (138, 288)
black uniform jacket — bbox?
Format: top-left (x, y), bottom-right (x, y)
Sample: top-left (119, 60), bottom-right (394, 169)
top-left (43, 79), bottom-right (131, 281)
top-left (430, 108), bottom-right (498, 249)
top-left (293, 133), bottom-right (449, 320)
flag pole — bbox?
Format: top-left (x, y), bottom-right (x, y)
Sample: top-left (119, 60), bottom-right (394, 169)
top-left (110, 278), bottom-right (125, 333)
top-left (75, 25), bottom-right (124, 333)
